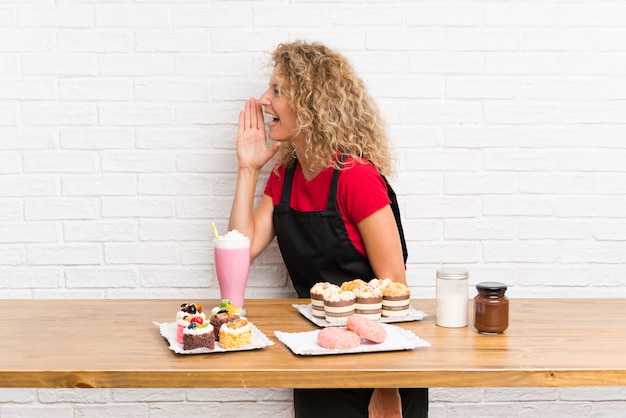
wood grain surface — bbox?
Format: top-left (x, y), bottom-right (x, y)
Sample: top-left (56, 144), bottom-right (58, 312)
top-left (0, 298), bottom-right (624, 388)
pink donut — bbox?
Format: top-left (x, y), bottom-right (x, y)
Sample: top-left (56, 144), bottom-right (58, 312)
top-left (317, 327), bottom-right (361, 349)
top-left (346, 315), bottom-right (387, 343)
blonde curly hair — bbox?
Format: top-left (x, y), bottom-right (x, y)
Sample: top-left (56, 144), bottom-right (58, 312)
top-left (268, 40), bottom-right (394, 176)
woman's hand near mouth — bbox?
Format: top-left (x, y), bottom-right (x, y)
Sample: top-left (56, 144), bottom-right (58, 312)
top-left (230, 97), bottom-right (280, 255)
top-left (236, 97), bottom-right (280, 171)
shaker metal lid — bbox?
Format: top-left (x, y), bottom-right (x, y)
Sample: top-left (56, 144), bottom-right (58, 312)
top-left (476, 281), bottom-right (508, 291)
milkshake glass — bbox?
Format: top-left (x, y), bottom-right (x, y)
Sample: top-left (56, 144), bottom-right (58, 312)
top-left (213, 230), bottom-right (250, 312)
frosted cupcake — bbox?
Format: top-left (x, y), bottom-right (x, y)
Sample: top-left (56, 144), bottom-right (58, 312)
top-left (368, 278), bottom-right (392, 290)
top-left (340, 278), bottom-right (367, 292)
top-left (377, 280), bottom-right (411, 317)
top-left (324, 288), bottom-right (356, 323)
top-left (353, 284), bottom-right (383, 320)
top-left (310, 282), bottom-right (338, 319)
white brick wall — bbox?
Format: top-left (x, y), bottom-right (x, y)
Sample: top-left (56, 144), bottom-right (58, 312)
top-left (1, 0), bottom-right (624, 416)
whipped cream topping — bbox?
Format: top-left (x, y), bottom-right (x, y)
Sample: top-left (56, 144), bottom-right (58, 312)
top-left (183, 323), bottom-right (213, 335)
top-left (324, 288), bottom-right (355, 302)
top-left (310, 282), bottom-right (338, 295)
top-left (221, 229), bottom-right (249, 241)
top-left (176, 311), bottom-right (206, 325)
top-left (353, 285), bottom-right (383, 298)
top-left (369, 278), bottom-right (392, 289)
top-left (220, 323), bottom-right (250, 335)
top-left (214, 229), bottom-right (250, 249)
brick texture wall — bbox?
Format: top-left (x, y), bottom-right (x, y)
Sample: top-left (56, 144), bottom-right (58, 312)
top-left (1, 0), bottom-right (624, 416)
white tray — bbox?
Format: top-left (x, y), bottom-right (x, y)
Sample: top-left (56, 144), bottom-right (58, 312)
top-left (155, 321), bottom-right (274, 354)
top-left (293, 303), bottom-right (426, 327)
top-left (275, 323), bottom-right (430, 356)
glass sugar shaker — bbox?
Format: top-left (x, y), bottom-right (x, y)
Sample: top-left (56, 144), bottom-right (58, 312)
top-left (435, 267), bottom-right (469, 328)
top-left (474, 282), bottom-right (509, 334)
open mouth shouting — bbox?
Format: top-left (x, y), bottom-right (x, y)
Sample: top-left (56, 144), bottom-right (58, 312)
top-left (265, 111), bottom-right (279, 128)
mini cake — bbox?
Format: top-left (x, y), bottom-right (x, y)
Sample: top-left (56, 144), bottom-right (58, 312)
top-left (210, 299), bottom-right (243, 317)
top-left (176, 303), bottom-right (206, 345)
top-left (352, 284), bottom-right (383, 320)
top-left (323, 288), bottom-right (356, 323)
top-left (183, 320), bottom-right (215, 351)
top-left (340, 278), bottom-right (367, 292)
top-left (375, 280), bottom-right (411, 317)
top-left (317, 327), bottom-right (361, 349)
top-left (310, 282), bottom-right (338, 319)
top-left (346, 315), bottom-right (387, 343)
top-left (219, 317), bottom-right (252, 349)
top-left (209, 300), bottom-right (242, 342)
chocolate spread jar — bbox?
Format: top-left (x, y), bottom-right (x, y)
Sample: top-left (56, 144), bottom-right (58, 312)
top-left (474, 282), bottom-right (508, 334)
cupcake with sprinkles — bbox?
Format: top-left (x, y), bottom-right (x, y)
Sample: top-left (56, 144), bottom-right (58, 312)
top-left (323, 287), bottom-right (356, 323)
top-left (372, 279), bottom-right (411, 317)
top-left (352, 284), bottom-right (383, 320)
top-left (310, 282), bottom-right (338, 319)
top-left (340, 278), bottom-right (368, 292)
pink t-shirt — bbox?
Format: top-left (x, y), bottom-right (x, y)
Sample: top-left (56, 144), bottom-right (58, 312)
top-left (264, 157), bottom-right (391, 256)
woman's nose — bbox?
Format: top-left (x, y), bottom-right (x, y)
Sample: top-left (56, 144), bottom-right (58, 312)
top-left (258, 89), bottom-right (270, 105)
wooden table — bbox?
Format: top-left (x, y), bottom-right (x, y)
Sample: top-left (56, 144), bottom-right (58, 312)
top-left (0, 298), bottom-right (624, 389)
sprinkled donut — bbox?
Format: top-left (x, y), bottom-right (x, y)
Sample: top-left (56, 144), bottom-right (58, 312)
top-left (346, 315), bottom-right (387, 343)
top-left (317, 327), bottom-right (361, 349)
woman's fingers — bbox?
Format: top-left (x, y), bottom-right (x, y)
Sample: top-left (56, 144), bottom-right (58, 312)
top-left (242, 97), bottom-right (265, 132)
top-left (248, 97), bottom-right (257, 129)
top-left (236, 97), bottom-right (272, 166)
top-left (237, 110), bottom-right (245, 136)
top-left (243, 99), bottom-right (251, 129)
top-left (254, 99), bottom-right (264, 130)
top-left (244, 97), bottom-right (261, 130)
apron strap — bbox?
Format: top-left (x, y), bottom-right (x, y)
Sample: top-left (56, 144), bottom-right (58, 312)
top-left (383, 175), bottom-right (409, 264)
top-left (326, 155), bottom-right (346, 211)
top-left (331, 154), bottom-right (408, 263)
top-left (280, 156), bottom-right (345, 212)
top-left (279, 161), bottom-right (296, 207)
top-left (280, 155), bottom-right (408, 264)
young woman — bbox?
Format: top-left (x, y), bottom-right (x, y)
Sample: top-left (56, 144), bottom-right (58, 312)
top-left (229, 40), bottom-right (428, 418)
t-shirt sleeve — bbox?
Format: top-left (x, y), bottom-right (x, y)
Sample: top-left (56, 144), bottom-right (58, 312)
top-left (263, 172), bottom-right (274, 197)
top-left (263, 166), bottom-right (286, 206)
top-left (337, 160), bottom-right (391, 225)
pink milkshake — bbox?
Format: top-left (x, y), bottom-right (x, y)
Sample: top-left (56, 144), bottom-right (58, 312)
top-left (214, 230), bottom-right (250, 308)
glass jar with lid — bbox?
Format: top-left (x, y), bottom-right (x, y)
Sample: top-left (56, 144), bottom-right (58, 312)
top-left (436, 267), bottom-right (469, 328)
top-left (473, 282), bottom-right (509, 334)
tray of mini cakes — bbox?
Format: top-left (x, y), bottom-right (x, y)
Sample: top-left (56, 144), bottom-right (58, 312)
top-left (275, 279), bottom-right (431, 355)
top-left (294, 278), bottom-right (426, 327)
top-left (156, 301), bottom-right (273, 354)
